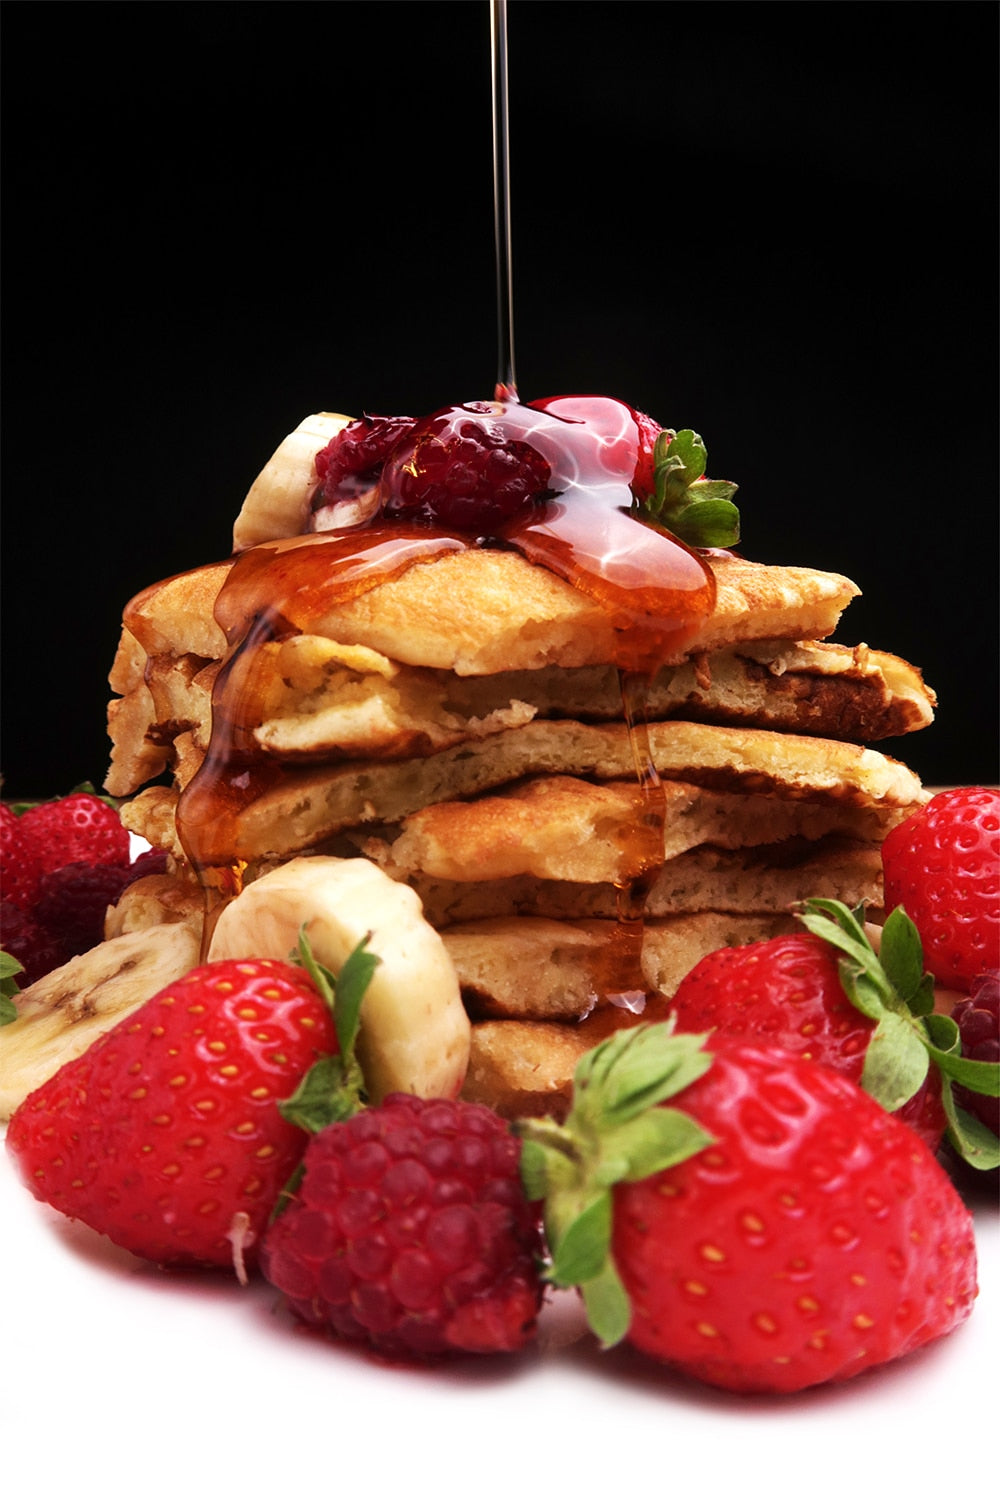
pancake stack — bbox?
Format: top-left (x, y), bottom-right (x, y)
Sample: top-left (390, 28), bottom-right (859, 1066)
top-left (103, 411), bottom-right (935, 1119)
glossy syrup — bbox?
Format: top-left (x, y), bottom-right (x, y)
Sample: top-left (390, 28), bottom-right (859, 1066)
top-left (174, 0), bottom-right (712, 1016)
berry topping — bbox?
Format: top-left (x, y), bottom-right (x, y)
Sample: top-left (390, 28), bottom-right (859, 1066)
top-left (312, 413), bottom-right (416, 525)
top-left (378, 401), bottom-right (554, 533)
top-left (261, 1091), bottom-right (544, 1358)
top-left (882, 786), bottom-right (1000, 990)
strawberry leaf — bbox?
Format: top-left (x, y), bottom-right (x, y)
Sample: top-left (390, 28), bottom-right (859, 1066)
top-left (278, 928), bottom-right (379, 1133)
top-left (638, 429), bottom-right (740, 548)
top-left (861, 1012), bottom-right (930, 1112)
top-left (878, 907), bottom-right (931, 1008)
top-left (515, 1023), bottom-right (716, 1344)
top-left (0, 949), bottom-right (22, 1025)
top-left (580, 1255), bottom-right (633, 1349)
top-left (550, 1191), bottom-right (613, 1286)
top-left (939, 1077), bottom-right (1000, 1171)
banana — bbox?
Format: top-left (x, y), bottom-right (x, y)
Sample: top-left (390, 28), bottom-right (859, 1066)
top-left (232, 411), bottom-right (352, 552)
top-left (0, 921), bottom-right (202, 1121)
top-left (207, 855), bottom-right (470, 1104)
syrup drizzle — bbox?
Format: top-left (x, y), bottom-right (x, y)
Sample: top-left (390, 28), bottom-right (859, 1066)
top-left (491, 0), bottom-right (517, 401)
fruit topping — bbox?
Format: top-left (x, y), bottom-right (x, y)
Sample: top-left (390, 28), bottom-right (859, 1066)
top-left (378, 400), bottom-right (555, 533)
top-left (261, 1091), bottom-right (544, 1358)
top-left (517, 1025), bottom-right (978, 1394)
top-left (305, 393), bottom-right (740, 550)
top-left (881, 786), bottom-right (1000, 990)
top-left (312, 413), bottom-right (416, 528)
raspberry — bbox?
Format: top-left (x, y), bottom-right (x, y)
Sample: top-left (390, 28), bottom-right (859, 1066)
top-left (121, 847), bottom-right (170, 888)
top-left (18, 792), bottom-right (131, 877)
top-left (951, 970), bottom-right (1000, 1136)
top-left (34, 861), bottom-right (132, 961)
top-left (0, 899), bottom-right (66, 986)
top-left (261, 1093), bottom-right (544, 1358)
top-left (313, 414), bottom-right (415, 506)
top-left (378, 403), bottom-right (554, 533)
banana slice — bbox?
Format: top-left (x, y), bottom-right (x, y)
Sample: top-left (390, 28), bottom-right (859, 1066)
top-left (232, 411), bottom-right (352, 552)
top-left (0, 922), bottom-right (202, 1120)
top-left (207, 855), bottom-right (470, 1104)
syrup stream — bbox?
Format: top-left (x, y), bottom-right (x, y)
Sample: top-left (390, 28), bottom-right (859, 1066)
top-left (491, 0), bottom-right (517, 402)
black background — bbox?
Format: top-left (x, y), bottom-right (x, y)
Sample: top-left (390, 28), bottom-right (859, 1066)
top-left (2, 0), bottom-right (996, 800)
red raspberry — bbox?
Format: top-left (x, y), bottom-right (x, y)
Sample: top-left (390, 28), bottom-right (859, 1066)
top-left (121, 847), bottom-right (170, 888)
top-left (378, 403), bottom-right (554, 533)
top-left (34, 861), bottom-right (133, 962)
top-left (0, 803), bottom-right (42, 911)
top-left (17, 792), bottom-right (131, 878)
top-left (313, 414), bottom-right (415, 506)
top-left (261, 1093), bottom-right (544, 1358)
top-left (951, 970), bottom-right (1000, 1136)
top-left (882, 786), bottom-right (1000, 989)
top-left (0, 899), bottom-right (66, 986)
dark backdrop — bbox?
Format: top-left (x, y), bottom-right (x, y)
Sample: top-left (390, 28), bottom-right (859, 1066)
top-left (2, 0), bottom-right (997, 799)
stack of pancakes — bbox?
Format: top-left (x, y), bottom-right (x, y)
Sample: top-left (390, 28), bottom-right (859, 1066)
top-left (105, 442), bottom-right (934, 1117)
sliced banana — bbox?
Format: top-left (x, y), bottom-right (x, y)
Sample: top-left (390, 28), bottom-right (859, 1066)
top-left (207, 855), bottom-right (470, 1104)
top-left (232, 411), bottom-right (352, 552)
top-left (0, 922), bottom-right (202, 1120)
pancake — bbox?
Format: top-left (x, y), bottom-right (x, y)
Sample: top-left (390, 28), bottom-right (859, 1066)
top-left (119, 717), bottom-right (925, 868)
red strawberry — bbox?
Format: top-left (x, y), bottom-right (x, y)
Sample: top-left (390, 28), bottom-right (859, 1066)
top-left (0, 802), bottom-right (42, 911)
top-left (6, 956), bottom-right (339, 1271)
top-left (17, 791), bottom-right (131, 878)
top-left (882, 786), bottom-right (1000, 990)
top-left (518, 1027), bottom-right (978, 1394)
top-left (668, 916), bottom-right (946, 1153)
top-left (629, 407), bottom-right (664, 502)
top-left (261, 1092), bottom-right (544, 1358)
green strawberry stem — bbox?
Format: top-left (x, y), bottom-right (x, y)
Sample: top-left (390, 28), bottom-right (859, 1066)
top-left (795, 898), bottom-right (999, 1170)
top-left (516, 1024), bottom-right (716, 1347)
top-left (0, 950), bottom-right (21, 1026)
top-left (638, 428), bottom-right (740, 549)
top-left (277, 929), bottom-right (378, 1134)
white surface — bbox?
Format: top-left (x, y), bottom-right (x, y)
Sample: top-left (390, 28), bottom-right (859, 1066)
top-left (2, 1133), bottom-right (995, 1500)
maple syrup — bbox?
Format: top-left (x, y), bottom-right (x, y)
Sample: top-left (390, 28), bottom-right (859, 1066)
top-left (174, 0), bottom-right (714, 1017)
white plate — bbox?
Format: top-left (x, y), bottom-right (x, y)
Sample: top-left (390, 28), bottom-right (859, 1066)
top-left (2, 1132), bottom-right (995, 1499)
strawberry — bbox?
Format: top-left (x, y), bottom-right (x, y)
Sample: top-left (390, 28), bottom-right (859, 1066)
top-left (517, 1026), bottom-right (978, 1394)
top-left (5, 949), bottom-right (350, 1271)
top-left (16, 791), bottom-right (131, 878)
top-left (629, 407), bottom-right (664, 503)
top-left (881, 786), bottom-right (1000, 990)
top-left (669, 898), bottom-right (1000, 1171)
top-left (0, 802), bottom-right (42, 911)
